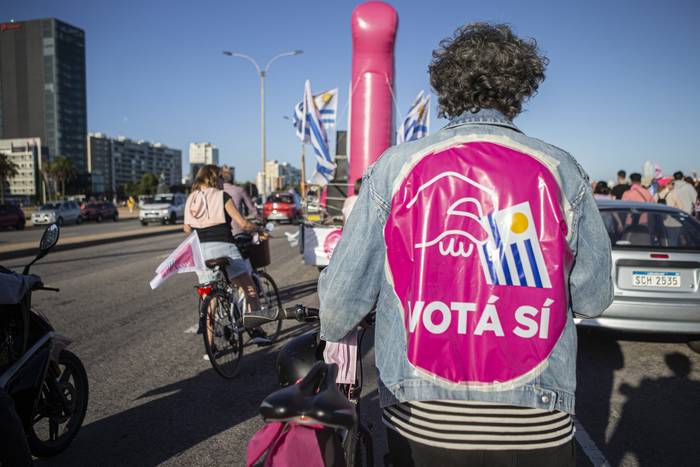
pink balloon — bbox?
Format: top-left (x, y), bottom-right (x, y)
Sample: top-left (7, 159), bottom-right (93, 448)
top-left (349, 1), bottom-right (398, 195)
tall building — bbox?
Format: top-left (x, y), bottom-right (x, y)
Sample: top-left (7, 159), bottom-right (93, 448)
top-left (87, 133), bottom-right (182, 195)
top-left (188, 142), bottom-right (219, 181)
top-left (0, 137), bottom-right (48, 202)
top-left (86, 132), bottom-right (113, 194)
top-left (257, 160), bottom-right (301, 194)
top-left (0, 18), bottom-right (88, 178)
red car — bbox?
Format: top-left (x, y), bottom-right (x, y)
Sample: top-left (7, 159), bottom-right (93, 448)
top-left (263, 193), bottom-right (299, 224)
top-left (0, 204), bottom-right (25, 230)
top-left (80, 202), bottom-right (118, 222)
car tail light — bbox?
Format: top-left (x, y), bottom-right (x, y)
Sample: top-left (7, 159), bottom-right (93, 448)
top-left (197, 286), bottom-right (212, 297)
top-left (650, 253), bottom-right (669, 259)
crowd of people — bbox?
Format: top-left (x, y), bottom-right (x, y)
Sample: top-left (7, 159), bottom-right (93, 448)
top-left (592, 169), bottom-right (700, 218)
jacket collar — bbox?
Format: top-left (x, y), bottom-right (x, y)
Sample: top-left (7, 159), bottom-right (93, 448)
top-left (445, 108), bottom-right (521, 132)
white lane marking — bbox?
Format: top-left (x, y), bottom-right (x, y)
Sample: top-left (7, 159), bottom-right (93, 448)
top-left (574, 416), bottom-right (610, 467)
top-left (184, 324), bottom-right (198, 334)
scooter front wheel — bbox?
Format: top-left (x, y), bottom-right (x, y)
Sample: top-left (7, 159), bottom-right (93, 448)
top-left (26, 349), bottom-right (89, 457)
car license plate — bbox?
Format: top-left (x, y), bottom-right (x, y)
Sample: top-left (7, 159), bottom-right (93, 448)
top-left (632, 271), bottom-right (681, 288)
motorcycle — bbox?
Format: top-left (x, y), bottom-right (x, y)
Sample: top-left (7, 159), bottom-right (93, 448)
top-left (0, 223), bottom-right (89, 458)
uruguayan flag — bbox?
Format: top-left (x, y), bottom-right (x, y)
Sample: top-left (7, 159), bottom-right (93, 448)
top-left (293, 86), bottom-right (338, 142)
top-left (397, 90), bottom-right (430, 144)
top-left (293, 99), bottom-right (307, 142)
top-left (303, 80), bottom-right (336, 185)
top-left (478, 202), bottom-right (552, 288)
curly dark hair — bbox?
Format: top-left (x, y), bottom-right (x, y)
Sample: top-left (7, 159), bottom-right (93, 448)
top-left (429, 23), bottom-right (548, 120)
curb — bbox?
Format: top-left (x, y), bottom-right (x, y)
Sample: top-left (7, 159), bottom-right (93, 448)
top-left (1, 227), bottom-right (182, 261)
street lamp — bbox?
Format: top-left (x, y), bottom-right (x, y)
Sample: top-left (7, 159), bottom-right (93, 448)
top-left (223, 49), bottom-right (303, 199)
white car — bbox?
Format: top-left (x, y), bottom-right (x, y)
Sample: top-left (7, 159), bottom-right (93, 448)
top-left (576, 200), bottom-right (700, 353)
top-left (32, 201), bottom-right (83, 226)
top-left (139, 193), bottom-right (186, 225)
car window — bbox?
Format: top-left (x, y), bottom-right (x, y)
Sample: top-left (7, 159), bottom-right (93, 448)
top-left (268, 194), bottom-right (292, 204)
top-left (153, 195), bottom-right (174, 205)
top-left (87, 203), bottom-right (98, 209)
top-left (600, 209), bottom-right (700, 250)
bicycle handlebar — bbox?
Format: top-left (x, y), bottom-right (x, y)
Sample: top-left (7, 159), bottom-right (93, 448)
top-left (283, 305), bottom-right (319, 322)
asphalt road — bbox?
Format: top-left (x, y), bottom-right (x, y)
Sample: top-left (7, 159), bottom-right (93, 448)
top-left (3, 227), bottom-right (700, 466)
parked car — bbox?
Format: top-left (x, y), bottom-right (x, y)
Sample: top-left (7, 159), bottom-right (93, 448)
top-left (139, 193), bottom-right (186, 225)
top-left (31, 201), bottom-right (82, 226)
top-left (0, 204), bottom-right (25, 230)
top-left (263, 192), bottom-right (299, 224)
top-left (575, 200), bottom-right (700, 353)
top-left (81, 202), bottom-right (118, 222)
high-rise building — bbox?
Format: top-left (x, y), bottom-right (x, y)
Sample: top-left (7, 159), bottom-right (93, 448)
top-left (0, 18), bottom-right (88, 179)
top-left (188, 142), bottom-right (219, 181)
top-left (0, 137), bottom-right (48, 202)
top-left (87, 132), bottom-right (113, 194)
top-left (87, 133), bottom-right (182, 195)
top-left (257, 160), bottom-right (301, 194)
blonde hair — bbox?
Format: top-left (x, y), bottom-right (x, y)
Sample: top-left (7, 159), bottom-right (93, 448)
top-left (192, 165), bottom-right (220, 191)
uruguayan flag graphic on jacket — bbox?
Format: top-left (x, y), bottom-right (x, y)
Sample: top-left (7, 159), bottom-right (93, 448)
top-left (478, 202), bottom-right (552, 288)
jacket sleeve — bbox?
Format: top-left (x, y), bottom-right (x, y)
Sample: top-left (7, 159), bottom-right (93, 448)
top-left (569, 186), bottom-right (614, 318)
top-left (319, 178), bottom-right (385, 342)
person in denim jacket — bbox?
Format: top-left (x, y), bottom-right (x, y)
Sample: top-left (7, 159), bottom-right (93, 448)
top-left (319, 23), bottom-right (612, 466)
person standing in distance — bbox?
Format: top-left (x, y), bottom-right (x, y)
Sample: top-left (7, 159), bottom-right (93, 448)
top-left (318, 23), bottom-right (612, 466)
top-left (622, 173), bottom-right (654, 203)
top-left (612, 170), bottom-right (630, 199)
top-left (666, 171), bottom-right (698, 214)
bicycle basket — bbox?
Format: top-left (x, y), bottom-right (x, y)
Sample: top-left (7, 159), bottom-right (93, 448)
top-left (248, 238), bottom-right (271, 269)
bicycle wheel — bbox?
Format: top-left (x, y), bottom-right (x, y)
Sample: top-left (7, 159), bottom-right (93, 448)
top-left (201, 291), bottom-right (243, 379)
top-left (253, 271), bottom-right (283, 343)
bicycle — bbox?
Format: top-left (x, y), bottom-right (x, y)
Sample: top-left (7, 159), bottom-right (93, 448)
top-left (196, 233), bottom-right (283, 379)
top-left (249, 305), bottom-right (374, 466)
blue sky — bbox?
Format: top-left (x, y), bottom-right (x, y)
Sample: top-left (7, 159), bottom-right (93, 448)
top-left (4, 0), bottom-right (699, 182)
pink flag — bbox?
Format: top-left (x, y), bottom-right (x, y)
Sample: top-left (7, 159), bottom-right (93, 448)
top-left (150, 231), bottom-right (205, 289)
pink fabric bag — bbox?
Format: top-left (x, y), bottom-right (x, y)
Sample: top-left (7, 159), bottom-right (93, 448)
top-left (323, 330), bottom-right (359, 385)
top-left (246, 422), bottom-right (326, 467)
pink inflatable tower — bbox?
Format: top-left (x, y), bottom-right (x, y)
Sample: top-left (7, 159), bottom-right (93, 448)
top-left (348, 2), bottom-right (398, 195)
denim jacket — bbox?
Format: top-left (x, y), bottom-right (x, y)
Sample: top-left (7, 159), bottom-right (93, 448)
top-left (319, 109), bottom-right (613, 414)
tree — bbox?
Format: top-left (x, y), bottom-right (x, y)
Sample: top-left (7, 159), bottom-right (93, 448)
top-left (138, 173), bottom-right (158, 195)
top-left (0, 153), bottom-right (19, 204)
top-left (50, 156), bottom-right (77, 198)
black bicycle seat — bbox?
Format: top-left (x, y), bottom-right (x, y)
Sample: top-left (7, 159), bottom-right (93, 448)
top-left (205, 257), bottom-right (229, 269)
top-left (259, 361), bottom-right (356, 430)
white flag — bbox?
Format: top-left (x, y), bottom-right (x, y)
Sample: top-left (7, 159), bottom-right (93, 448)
top-left (397, 91), bottom-right (430, 144)
top-left (293, 86), bottom-right (338, 142)
top-left (304, 80), bottom-right (336, 186)
top-left (150, 231), bottom-right (206, 289)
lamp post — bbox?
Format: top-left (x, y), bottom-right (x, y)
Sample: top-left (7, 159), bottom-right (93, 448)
top-left (223, 49), bottom-right (303, 199)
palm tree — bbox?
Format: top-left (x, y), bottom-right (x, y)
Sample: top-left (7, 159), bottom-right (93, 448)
top-left (50, 156), bottom-right (77, 199)
top-left (41, 160), bottom-right (55, 201)
top-left (0, 153), bottom-right (19, 204)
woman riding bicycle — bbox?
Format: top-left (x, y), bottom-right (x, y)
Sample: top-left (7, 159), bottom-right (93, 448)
top-left (183, 164), bottom-right (272, 332)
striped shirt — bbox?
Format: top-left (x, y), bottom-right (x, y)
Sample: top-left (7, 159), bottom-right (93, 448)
top-left (382, 400), bottom-right (574, 451)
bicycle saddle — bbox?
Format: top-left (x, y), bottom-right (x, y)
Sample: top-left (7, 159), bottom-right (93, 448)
top-left (205, 257), bottom-right (229, 269)
top-left (260, 361), bottom-right (357, 430)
